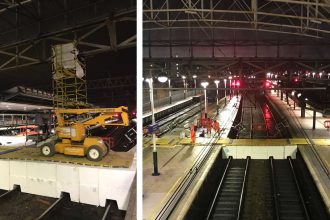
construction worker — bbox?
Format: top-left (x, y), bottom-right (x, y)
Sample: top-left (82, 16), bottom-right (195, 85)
top-left (213, 120), bottom-right (220, 134)
top-left (190, 123), bottom-right (196, 144)
top-left (206, 118), bottom-right (212, 135)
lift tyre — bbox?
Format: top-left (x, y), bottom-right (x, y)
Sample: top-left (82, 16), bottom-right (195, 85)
top-left (41, 143), bottom-right (55, 157)
top-left (87, 145), bottom-right (103, 161)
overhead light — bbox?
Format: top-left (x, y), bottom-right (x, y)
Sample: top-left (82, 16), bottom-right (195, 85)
top-left (214, 80), bottom-right (220, 85)
top-left (201, 82), bottom-right (209, 88)
top-left (193, 74), bottom-right (197, 79)
top-left (157, 75), bottom-right (168, 83)
top-left (145, 78), bottom-right (153, 83)
top-left (182, 75), bottom-right (186, 79)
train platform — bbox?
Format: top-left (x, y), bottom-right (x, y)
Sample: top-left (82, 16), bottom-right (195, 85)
top-left (143, 96), bottom-right (241, 219)
top-left (143, 96), bottom-right (200, 118)
top-left (267, 92), bottom-right (330, 213)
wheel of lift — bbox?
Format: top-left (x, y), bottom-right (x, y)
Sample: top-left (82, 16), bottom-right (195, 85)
top-left (87, 145), bottom-right (103, 161)
top-left (40, 143), bottom-right (55, 157)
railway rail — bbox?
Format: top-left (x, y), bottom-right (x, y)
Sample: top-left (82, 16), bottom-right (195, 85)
top-left (238, 93), bottom-right (283, 139)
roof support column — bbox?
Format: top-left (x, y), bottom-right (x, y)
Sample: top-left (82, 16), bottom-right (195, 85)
top-left (252, 0), bottom-right (258, 29)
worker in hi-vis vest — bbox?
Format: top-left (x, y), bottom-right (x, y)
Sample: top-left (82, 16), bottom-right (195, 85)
top-left (190, 123), bottom-right (196, 144)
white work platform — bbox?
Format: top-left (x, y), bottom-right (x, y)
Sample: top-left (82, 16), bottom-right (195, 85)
top-left (0, 148), bottom-right (136, 210)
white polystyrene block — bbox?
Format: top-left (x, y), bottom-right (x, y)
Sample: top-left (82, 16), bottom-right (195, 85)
top-left (99, 169), bottom-right (136, 210)
top-left (236, 146), bottom-right (252, 159)
top-left (0, 160), bottom-right (9, 190)
top-left (268, 146), bottom-right (284, 159)
top-left (79, 167), bottom-right (99, 206)
top-left (251, 146), bottom-right (268, 159)
top-left (26, 162), bottom-right (57, 197)
top-left (222, 146), bottom-right (236, 158)
top-left (56, 164), bottom-right (79, 202)
top-left (10, 161), bottom-right (27, 191)
top-left (285, 145), bottom-right (297, 159)
top-left (0, 158), bottom-right (136, 210)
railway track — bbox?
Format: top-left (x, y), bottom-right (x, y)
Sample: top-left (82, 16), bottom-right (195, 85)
top-left (238, 93), bottom-right (282, 139)
top-left (0, 187), bottom-right (125, 220)
top-left (143, 103), bottom-right (201, 140)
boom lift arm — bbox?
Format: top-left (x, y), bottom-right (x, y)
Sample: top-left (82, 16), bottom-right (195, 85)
top-left (40, 106), bottom-right (130, 161)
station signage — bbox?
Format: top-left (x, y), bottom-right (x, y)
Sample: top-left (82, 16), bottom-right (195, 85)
top-left (148, 123), bottom-right (159, 134)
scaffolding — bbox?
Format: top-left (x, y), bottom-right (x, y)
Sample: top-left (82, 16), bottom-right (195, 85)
top-left (52, 42), bottom-right (87, 108)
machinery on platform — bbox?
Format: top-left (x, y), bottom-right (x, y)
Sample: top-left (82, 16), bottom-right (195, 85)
top-left (40, 106), bottom-right (129, 161)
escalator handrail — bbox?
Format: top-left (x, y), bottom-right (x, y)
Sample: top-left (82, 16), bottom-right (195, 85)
top-left (206, 156), bottom-right (232, 220)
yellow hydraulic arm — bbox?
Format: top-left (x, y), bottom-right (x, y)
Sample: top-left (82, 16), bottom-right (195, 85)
top-left (55, 106), bottom-right (130, 128)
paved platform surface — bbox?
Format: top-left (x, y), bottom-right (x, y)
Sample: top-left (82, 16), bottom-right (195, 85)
top-left (143, 96), bottom-right (240, 219)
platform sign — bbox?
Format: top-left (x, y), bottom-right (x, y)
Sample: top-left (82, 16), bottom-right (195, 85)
top-left (148, 123), bottom-right (159, 134)
top-left (324, 120), bottom-right (330, 130)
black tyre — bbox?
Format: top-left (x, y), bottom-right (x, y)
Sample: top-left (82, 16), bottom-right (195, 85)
top-left (40, 143), bottom-right (55, 157)
top-left (87, 145), bottom-right (103, 161)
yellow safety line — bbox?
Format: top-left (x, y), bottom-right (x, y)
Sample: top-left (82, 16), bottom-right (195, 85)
top-left (146, 176), bottom-right (183, 220)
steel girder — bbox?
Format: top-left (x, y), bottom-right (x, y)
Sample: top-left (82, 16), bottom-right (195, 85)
top-left (143, 57), bottom-right (330, 80)
top-left (144, 0), bottom-right (330, 38)
top-left (143, 0), bottom-right (330, 79)
top-left (0, 0), bottom-right (136, 72)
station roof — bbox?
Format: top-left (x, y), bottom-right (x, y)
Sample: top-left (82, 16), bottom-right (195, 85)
top-left (143, 0), bottom-right (330, 78)
top-left (0, 0), bottom-right (136, 108)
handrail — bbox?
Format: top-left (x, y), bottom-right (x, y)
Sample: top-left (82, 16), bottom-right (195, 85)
top-left (288, 157), bottom-right (311, 220)
top-left (269, 156), bottom-right (280, 220)
top-left (206, 156), bottom-right (232, 220)
top-left (236, 156), bottom-right (250, 220)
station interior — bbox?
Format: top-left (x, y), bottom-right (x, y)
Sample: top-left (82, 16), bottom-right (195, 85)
top-left (143, 1), bottom-right (330, 220)
top-left (0, 1), bottom-right (136, 220)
